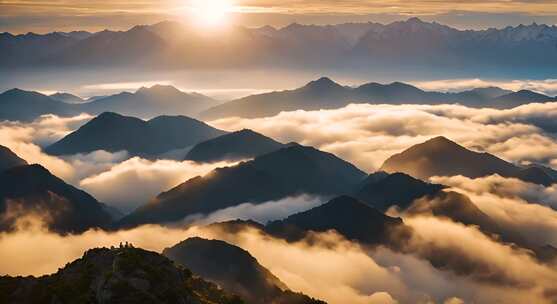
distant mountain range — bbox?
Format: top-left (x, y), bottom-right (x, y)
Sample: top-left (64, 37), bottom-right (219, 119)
top-left (2, 18), bottom-right (557, 77)
top-left (0, 247), bottom-right (244, 304)
top-left (0, 85), bottom-right (217, 122)
top-left (117, 144), bottom-right (366, 227)
top-left (164, 237), bottom-right (324, 304)
top-left (45, 112), bottom-right (226, 157)
top-left (200, 77), bottom-right (557, 119)
top-left (2, 77), bottom-right (554, 123)
top-left (381, 136), bottom-right (557, 186)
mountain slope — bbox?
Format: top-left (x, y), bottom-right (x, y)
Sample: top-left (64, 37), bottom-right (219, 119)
top-left (118, 145), bottom-right (366, 227)
top-left (164, 237), bottom-right (324, 304)
top-left (491, 90), bottom-right (556, 108)
top-left (185, 129), bottom-right (285, 162)
top-left (0, 164), bottom-right (113, 233)
top-left (380, 136), bottom-right (557, 186)
top-left (355, 172), bottom-right (445, 211)
top-left (0, 247), bottom-right (244, 304)
top-left (200, 77), bottom-right (353, 119)
top-left (0, 145), bottom-right (27, 172)
top-left (266, 196), bottom-right (405, 245)
top-left (0, 89), bottom-right (78, 122)
top-left (45, 112), bottom-right (226, 157)
top-left (77, 85), bottom-right (217, 118)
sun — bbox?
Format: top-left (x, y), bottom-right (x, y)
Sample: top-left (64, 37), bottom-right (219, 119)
top-left (189, 0), bottom-right (234, 28)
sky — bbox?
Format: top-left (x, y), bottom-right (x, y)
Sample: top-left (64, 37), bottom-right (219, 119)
top-left (1, 0), bottom-right (557, 33)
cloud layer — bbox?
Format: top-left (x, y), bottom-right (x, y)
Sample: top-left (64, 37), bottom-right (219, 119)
top-left (2, 216), bottom-right (557, 304)
top-left (210, 102), bottom-right (557, 172)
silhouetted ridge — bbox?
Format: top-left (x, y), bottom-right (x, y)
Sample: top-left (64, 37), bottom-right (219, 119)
top-left (117, 145), bottom-right (366, 227)
top-left (381, 136), bottom-right (557, 185)
top-left (185, 129), bottom-right (285, 163)
top-left (45, 112), bottom-right (226, 157)
top-left (0, 247), bottom-right (243, 304)
top-left (0, 164), bottom-right (113, 233)
top-left (164, 238), bottom-right (325, 304)
top-left (201, 76), bottom-right (554, 120)
top-left (266, 196), bottom-right (404, 245)
top-left (355, 172), bottom-right (445, 211)
top-left (0, 145), bottom-right (27, 172)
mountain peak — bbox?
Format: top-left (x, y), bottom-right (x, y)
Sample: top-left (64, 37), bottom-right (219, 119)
top-left (95, 111), bottom-right (128, 121)
top-left (2, 246), bottom-right (241, 303)
top-left (425, 136), bottom-right (459, 147)
top-left (266, 195), bottom-right (403, 245)
top-left (406, 17), bottom-right (425, 24)
top-left (136, 84), bottom-right (182, 95)
top-left (303, 77), bottom-right (343, 90)
top-left (379, 136), bottom-right (552, 184)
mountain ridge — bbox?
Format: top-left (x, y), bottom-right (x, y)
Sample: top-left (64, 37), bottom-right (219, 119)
top-left (45, 112), bottom-right (226, 157)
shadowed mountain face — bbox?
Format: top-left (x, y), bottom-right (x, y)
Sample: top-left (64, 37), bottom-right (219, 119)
top-left (45, 112), bottom-right (226, 157)
top-left (200, 77), bottom-right (555, 119)
top-left (163, 237), bottom-right (325, 304)
top-left (355, 172), bottom-right (445, 211)
top-left (118, 145), bottom-right (367, 227)
top-left (0, 89), bottom-right (77, 122)
top-left (0, 164), bottom-right (113, 234)
top-left (0, 145), bottom-right (27, 172)
top-left (185, 129), bottom-right (285, 163)
top-left (266, 196), bottom-right (405, 245)
top-left (0, 247), bottom-right (244, 304)
top-left (381, 136), bottom-right (557, 186)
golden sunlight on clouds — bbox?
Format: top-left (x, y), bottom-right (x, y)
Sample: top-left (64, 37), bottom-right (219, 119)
top-left (188, 0), bottom-right (234, 28)
top-left (3, 0), bottom-right (557, 16)
top-left (3, 0), bottom-right (557, 33)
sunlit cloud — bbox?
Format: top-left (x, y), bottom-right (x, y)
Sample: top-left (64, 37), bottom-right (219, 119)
top-left (413, 79), bottom-right (557, 96)
top-left (3, 0), bottom-right (557, 33)
top-left (210, 103), bottom-right (557, 172)
top-left (80, 157), bottom-right (241, 212)
top-left (2, 216), bottom-right (556, 303)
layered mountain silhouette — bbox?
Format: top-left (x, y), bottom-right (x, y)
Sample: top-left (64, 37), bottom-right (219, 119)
top-left (79, 85), bottom-right (217, 118)
top-left (0, 85), bottom-right (216, 122)
top-left (45, 112), bottom-right (226, 157)
top-left (381, 136), bottom-right (557, 186)
top-left (3, 19), bottom-right (557, 78)
top-left (49, 92), bottom-right (84, 104)
top-left (0, 164), bottom-right (113, 233)
top-left (354, 172), bottom-right (445, 211)
top-left (185, 129), bottom-right (285, 163)
top-left (201, 77), bottom-right (555, 119)
top-left (164, 237), bottom-right (325, 304)
top-left (2, 79), bottom-right (554, 122)
top-left (0, 88), bottom-right (77, 121)
top-left (0, 247), bottom-right (244, 304)
top-left (118, 145), bottom-right (366, 227)
top-left (0, 145), bottom-right (27, 172)
top-left (266, 196), bottom-right (405, 245)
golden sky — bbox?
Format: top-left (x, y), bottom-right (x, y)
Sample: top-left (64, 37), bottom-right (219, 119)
top-left (1, 0), bottom-right (557, 33)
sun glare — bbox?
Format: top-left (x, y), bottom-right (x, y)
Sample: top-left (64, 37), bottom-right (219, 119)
top-left (189, 0), bottom-right (234, 28)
